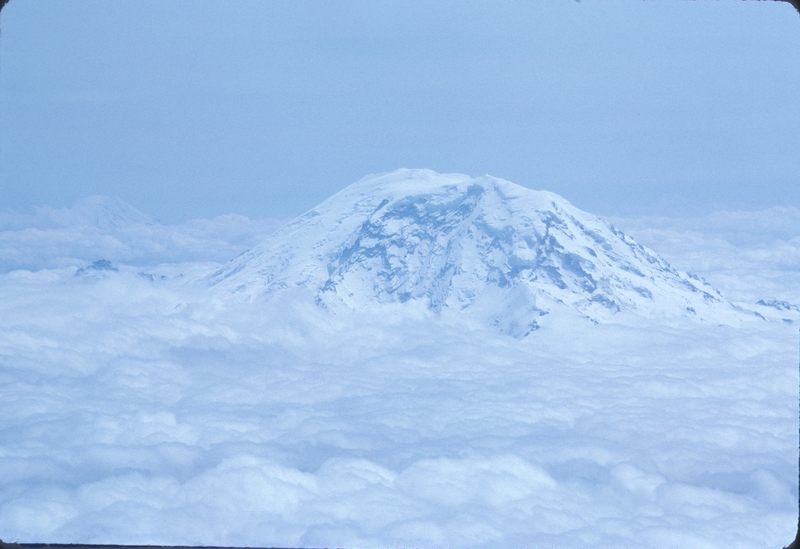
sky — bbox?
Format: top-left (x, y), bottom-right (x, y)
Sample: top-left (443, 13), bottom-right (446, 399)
top-left (1, 0), bottom-right (799, 224)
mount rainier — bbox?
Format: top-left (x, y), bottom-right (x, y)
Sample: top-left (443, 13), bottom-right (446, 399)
top-left (207, 169), bottom-right (747, 335)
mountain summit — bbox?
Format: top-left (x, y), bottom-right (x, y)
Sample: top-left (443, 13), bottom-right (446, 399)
top-left (207, 169), bottom-right (740, 335)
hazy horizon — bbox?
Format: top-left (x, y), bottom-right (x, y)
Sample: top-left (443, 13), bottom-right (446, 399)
top-left (1, 1), bottom-right (798, 223)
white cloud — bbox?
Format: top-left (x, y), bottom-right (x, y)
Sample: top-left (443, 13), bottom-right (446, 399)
top-left (0, 205), bottom-right (797, 548)
top-left (0, 197), bottom-right (287, 271)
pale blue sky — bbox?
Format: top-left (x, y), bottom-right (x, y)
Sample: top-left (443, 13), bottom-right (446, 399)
top-left (1, 0), bottom-right (798, 223)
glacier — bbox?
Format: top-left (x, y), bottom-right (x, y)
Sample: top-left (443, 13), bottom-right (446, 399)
top-left (0, 170), bottom-right (797, 549)
top-left (207, 169), bottom-right (757, 335)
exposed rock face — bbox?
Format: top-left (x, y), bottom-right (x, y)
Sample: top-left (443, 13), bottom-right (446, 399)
top-left (207, 169), bottom-right (745, 335)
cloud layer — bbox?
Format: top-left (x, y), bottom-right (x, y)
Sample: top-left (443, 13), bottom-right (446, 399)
top-left (0, 202), bottom-right (797, 548)
top-left (0, 196), bottom-right (285, 272)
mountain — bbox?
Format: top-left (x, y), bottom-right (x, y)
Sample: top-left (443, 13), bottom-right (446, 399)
top-left (206, 169), bottom-right (749, 336)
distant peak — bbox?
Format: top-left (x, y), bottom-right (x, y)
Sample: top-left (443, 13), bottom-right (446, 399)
top-left (75, 259), bottom-right (119, 277)
top-left (71, 196), bottom-right (156, 229)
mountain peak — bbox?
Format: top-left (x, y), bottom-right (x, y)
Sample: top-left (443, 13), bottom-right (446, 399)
top-left (69, 195), bottom-right (156, 230)
top-left (207, 170), bottom-right (746, 334)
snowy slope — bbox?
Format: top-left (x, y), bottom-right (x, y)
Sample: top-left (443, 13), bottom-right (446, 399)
top-left (207, 169), bottom-right (750, 334)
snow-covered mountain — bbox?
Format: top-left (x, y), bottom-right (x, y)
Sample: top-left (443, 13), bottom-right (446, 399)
top-left (207, 169), bottom-right (749, 334)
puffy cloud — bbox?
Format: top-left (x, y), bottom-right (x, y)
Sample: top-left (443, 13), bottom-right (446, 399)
top-left (0, 205), bottom-right (797, 548)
